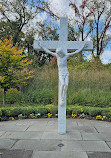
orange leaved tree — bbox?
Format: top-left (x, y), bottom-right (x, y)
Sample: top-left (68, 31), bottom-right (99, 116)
top-left (0, 37), bottom-right (34, 105)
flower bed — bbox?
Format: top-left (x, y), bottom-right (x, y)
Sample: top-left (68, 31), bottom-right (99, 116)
top-left (0, 105), bottom-right (111, 122)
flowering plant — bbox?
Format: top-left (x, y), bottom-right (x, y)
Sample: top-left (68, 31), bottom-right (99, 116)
top-left (96, 115), bottom-right (102, 120)
top-left (72, 113), bottom-right (77, 118)
top-left (9, 117), bottom-right (15, 120)
top-left (79, 113), bottom-right (85, 118)
top-left (47, 113), bottom-right (52, 118)
top-left (102, 116), bottom-right (107, 121)
top-left (35, 113), bottom-right (41, 118)
top-left (87, 115), bottom-right (92, 120)
top-left (29, 113), bottom-right (35, 119)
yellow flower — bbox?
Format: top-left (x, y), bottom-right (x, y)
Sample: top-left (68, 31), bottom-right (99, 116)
top-left (96, 115), bottom-right (102, 120)
top-left (0, 153), bottom-right (3, 155)
top-left (12, 117), bottom-right (15, 120)
top-left (72, 113), bottom-right (77, 118)
top-left (48, 113), bottom-right (52, 118)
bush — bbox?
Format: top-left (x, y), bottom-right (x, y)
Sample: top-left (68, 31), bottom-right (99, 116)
top-left (1, 107), bottom-right (12, 116)
top-left (49, 106), bottom-right (58, 115)
top-left (66, 107), bottom-right (72, 115)
top-left (87, 107), bottom-right (103, 116)
top-left (0, 105), bottom-right (111, 120)
top-left (1, 107), bottom-right (21, 117)
top-left (0, 109), bottom-right (2, 116)
top-left (68, 89), bottom-right (111, 107)
top-left (19, 107), bottom-right (36, 116)
top-left (71, 105), bottom-right (83, 115)
top-left (37, 107), bottom-right (48, 116)
top-left (7, 88), bottom-right (21, 104)
top-left (20, 89), bottom-right (54, 105)
top-left (101, 109), bottom-right (111, 117)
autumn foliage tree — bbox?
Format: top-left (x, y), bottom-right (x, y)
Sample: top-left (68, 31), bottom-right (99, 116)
top-left (0, 37), bottom-right (34, 105)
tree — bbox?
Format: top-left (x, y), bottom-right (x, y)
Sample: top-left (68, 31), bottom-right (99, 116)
top-left (87, 0), bottom-right (111, 57)
top-left (69, 0), bottom-right (94, 41)
top-left (33, 19), bottom-right (59, 67)
top-left (0, 37), bottom-right (34, 105)
top-left (69, 0), bottom-right (95, 61)
top-left (0, 0), bottom-right (38, 45)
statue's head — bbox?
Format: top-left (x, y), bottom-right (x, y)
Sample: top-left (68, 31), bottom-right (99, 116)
top-left (56, 48), bottom-right (65, 57)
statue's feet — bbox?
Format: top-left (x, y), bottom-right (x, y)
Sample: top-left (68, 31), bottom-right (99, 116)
top-left (60, 100), bottom-right (65, 106)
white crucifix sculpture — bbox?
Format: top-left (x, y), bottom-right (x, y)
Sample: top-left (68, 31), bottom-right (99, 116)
top-left (33, 17), bottom-right (93, 135)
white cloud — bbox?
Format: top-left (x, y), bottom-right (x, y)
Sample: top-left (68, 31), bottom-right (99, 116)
top-left (22, 12), bottom-right (47, 40)
top-left (106, 30), bottom-right (111, 36)
top-left (47, 0), bottom-right (70, 17)
top-left (100, 50), bottom-right (111, 64)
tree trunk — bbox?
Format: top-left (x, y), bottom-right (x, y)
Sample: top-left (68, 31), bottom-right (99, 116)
top-left (80, 27), bottom-right (84, 63)
top-left (97, 22), bottom-right (100, 56)
top-left (3, 88), bottom-right (6, 105)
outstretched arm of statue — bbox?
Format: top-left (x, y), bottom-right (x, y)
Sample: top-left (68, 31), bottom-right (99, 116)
top-left (38, 42), bottom-right (56, 56)
top-left (67, 42), bottom-right (88, 57)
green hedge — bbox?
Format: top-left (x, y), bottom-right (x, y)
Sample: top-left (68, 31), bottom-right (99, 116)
top-left (0, 105), bottom-right (111, 119)
top-left (0, 109), bottom-right (2, 116)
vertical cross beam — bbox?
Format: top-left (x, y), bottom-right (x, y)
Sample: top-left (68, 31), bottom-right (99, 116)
top-left (59, 17), bottom-right (68, 41)
top-left (58, 17), bottom-right (68, 134)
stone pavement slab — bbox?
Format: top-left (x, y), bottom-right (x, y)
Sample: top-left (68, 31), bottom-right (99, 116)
top-left (61, 140), bottom-right (111, 152)
top-left (27, 124), bottom-right (58, 132)
top-left (0, 149), bottom-right (33, 158)
top-left (32, 151), bottom-right (88, 158)
top-left (95, 126), bottom-right (111, 133)
top-left (41, 131), bottom-right (82, 140)
top-left (71, 126), bottom-right (97, 133)
top-left (77, 119), bottom-right (111, 127)
top-left (0, 139), bottom-right (16, 149)
top-left (0, 124), bottom-right (29, 131)
top-left (106, 142), bottom-right (111, 149)
top-left (0, 131), bottom-right (5, 137)
top-left (82, 132), bottom-right (111, 141)
top-left (87, 152), bottom-right (111, 158)
top-left (0, 131), bottom-right (43, 140)
top-left (12, 139), bottom-right (61, 151)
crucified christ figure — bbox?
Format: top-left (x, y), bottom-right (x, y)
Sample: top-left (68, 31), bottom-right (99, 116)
top-left (38, 42), bottom-right (87, 106)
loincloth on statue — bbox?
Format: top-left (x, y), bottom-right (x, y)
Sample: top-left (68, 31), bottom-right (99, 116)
top-left (59, 72), bottom-right (69, 82)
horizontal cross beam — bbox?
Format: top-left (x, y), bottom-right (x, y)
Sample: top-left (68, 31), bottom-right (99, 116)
top-left (33, 40), bottom-right (93, 51)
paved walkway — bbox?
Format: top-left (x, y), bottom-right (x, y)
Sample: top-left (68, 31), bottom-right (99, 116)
top-left (0, 118), bottom-right (111, 158)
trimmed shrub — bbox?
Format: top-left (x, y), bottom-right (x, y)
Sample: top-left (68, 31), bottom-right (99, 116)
top-left (0, 105), bottom-right (111, 120)
top-left (37, 107), bottom-right (48, 116)
top-left (0, 109), bottom-right (2, 116)
top-left (49, 106), bottom-right (58, 115)
top-left (87, 107), bottom-right (103, 116)
top-left (66, 107), bottom-right (72, 115)
top-left (71, 105), bottom-right (83, 115)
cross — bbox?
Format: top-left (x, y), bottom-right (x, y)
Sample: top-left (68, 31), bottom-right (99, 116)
top-left (33, 17), bottom-right (93, 135)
